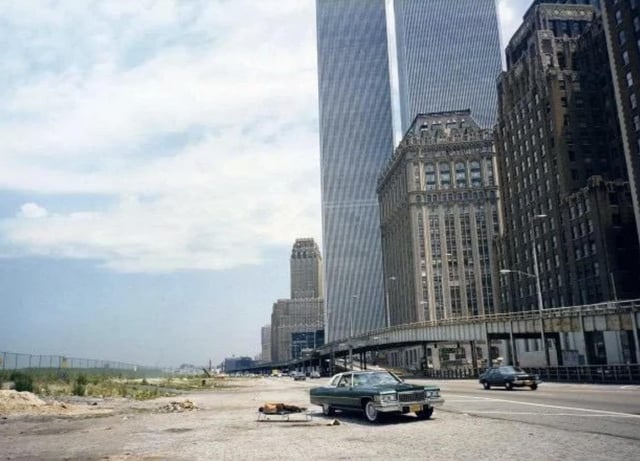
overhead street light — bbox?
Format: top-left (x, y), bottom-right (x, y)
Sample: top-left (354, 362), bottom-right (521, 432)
top-left (499, 214), bottom-right (551, 367)
top-left (384, 276), bottom-right (396, 328)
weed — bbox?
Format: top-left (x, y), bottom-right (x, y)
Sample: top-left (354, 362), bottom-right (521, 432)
top-left (10, 371), bottom-right (34, 392)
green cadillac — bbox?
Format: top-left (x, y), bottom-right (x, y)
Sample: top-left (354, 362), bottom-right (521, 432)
top-left (309, 370), bottom-right (444, 423)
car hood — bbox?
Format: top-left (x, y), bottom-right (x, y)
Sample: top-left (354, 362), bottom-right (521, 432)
top-left (363, 382), bottom-right (437, 393)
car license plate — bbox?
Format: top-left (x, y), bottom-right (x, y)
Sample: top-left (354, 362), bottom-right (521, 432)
top-left (410, 404), bottom-right (422, 412)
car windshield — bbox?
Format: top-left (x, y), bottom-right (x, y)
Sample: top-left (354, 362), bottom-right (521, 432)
top-left (360, 371), bottom-right (401, 386)
top-left (499, 366), bottom-right (524, 374)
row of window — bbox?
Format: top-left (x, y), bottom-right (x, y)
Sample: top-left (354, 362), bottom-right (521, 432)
top-left (423, 159), bottom-right (494, 190)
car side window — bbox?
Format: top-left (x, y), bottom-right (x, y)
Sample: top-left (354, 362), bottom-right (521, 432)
top-left (338, 375), bottom-right (351, 387)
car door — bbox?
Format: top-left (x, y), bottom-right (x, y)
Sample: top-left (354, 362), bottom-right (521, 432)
top-left (486, 369), bottom-right (498, 385)
top-left (332, 373), bottom-right (353, 410)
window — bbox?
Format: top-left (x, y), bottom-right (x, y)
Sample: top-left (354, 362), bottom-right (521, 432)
top-left (425, 163), bottom-right (436, 190)
top-left (470, 161), bottom-right (482, 187)
top-left (616, 10), bottom-right (623, 25)
top-left (627, 72), bottom-right (634, 87)
top-left (635, 17), bottom-right (640, 33)
top-left (631, 93), bottom-right (637, 110)
top-left (634, 115), bottom-right (640, 132)
top-left (439, 162), bottom-right (451, 189)
top-left (455, 162), bottom-right (466, 188)
top-left (623, 50), bottom-right (630, 66)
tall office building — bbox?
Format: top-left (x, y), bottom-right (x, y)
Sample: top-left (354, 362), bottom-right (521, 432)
top-left (270, 239), bottom-right (324, 362)
top-left (495, 1), bottom-right (640, 313)
top-left (260, 325), bottom-right (271, 363)
top-left (378, 111), bottom-right (501, 325)
top-left (602, 0), bottom-right (640, 247)
top-left (394, 0), bottom-right (502, 131)
top-left (316, 0), bottom-right (393, 341)
top-left (290, 238), bottom-right (324, 299)
top-left (316, 0), bottom-right (503, 340)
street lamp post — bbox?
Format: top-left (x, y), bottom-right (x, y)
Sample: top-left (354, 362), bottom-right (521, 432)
top-left (384, 276), bottom-right (396, 328)
top-left (349, 295), bottom-right (357, 370)
top-left (500, 214), bottom-right (551, 367)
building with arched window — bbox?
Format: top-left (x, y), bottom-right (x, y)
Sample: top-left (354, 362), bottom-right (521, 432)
top-left (377, 110), bottom-right (501, 324)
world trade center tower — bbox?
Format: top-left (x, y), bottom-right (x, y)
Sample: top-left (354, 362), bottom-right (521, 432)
top-left (316, 0), bottom-right (393, 341)
top-left (316, 0), bottom-right (502, 342)
top-left (394, 0), bottom-right (502, 131)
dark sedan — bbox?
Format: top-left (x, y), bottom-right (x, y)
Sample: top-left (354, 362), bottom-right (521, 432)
top-left (309, 370), bottom-right (444, 423)
top-left (479, 366), bottom-right (540, 390)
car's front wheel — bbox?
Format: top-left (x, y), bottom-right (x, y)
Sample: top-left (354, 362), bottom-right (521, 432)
top-left (416, 406), bottom-right (433, 420)
top-left (530, 383), bottom-right (538, 390)
top-left (482, 381), bottom-right (491, 390)
top-left (363, 400), bottom-right (380, 423)
top-left (322, 403), bottom-right (335, 416)
top-left (505, 381), bottom-right (514, 390)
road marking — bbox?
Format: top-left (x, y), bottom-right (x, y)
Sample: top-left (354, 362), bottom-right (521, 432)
top-left (465, 411), bottom-right (640, 418)
top-left (455, 394), bottom-right (640, 418)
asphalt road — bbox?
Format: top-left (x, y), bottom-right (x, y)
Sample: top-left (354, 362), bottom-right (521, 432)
top-left (411, 378), bottom-right (640, 442)
top-left (2, 377), bottom-right (639, 460)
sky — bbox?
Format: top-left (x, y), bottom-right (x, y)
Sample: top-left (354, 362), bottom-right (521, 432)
top-left (0, 0), bottom-right (532, 367)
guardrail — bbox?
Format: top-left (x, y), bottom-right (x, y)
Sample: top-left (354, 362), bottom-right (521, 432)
top-left (420, 364), bottom-right (640, 384)
top-left (322, 298), bottom-right (640, 352)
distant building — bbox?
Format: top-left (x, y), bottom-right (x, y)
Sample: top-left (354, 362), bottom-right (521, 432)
top-left (270, 238), bottom-right (324, 362)
top-left (377, 110), bottom-right (500, 325)
top-left (290, 238), bottom-right (324, 299)
top-left (223, 356), bottom-right (254, 373)
top-left (260, 325), bottom-right (271, 363)
top-left (271, 298), bottom-right (324, 362)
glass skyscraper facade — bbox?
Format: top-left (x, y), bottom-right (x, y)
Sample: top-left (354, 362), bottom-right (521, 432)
top-left (316, 0), bottom-right (502, 341)
top-left (394, 0), bottom-right (502, 132)
top-left (316, 0), bottom-right (393, 341)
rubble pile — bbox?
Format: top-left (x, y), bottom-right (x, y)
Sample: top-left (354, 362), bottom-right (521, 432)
top-left (159, 400), bottom-right (197, 413)
top-left (0, 390), bottom-right (48, 413)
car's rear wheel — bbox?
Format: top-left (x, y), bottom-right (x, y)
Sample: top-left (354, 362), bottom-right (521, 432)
top-left (322, 403), bottom-right (335, 416)
top-left (363, 400), bottom-right (379, 423)
top-left (416, 406), bottom-right (433, 420)
top-left (530, 383), bottom-right (538, 390)
top-left (482, 381), bottom-right (491, 390)
top-left (505, 381), bottom-right (514, 390)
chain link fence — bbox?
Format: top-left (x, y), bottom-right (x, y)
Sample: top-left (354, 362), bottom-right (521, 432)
top-left (0, 351), bottom-right (168, 374)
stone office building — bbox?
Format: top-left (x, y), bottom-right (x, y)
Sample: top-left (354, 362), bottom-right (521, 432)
top-left (496, 1), bottom-right (639, 313)
top-left (377, 110), bottom-right (501, 326)
top-left (602, 0), bottom-right (640, 247)
top-left (270, 238), bottom-right (324, 363)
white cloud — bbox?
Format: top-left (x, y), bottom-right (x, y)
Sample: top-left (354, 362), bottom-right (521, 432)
top-left (19, 203), bottom-right (48, 219)
top-left (0, 0), bottom-right (528, 274)
top-left (0, 1), bottom-right (321, 273)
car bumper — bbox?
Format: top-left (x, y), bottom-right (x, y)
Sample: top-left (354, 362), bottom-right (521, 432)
top-left (375, 397), bottom-right (444, 413)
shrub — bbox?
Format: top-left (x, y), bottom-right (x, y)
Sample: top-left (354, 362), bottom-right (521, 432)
top-left (10, 371), bottom-right (34, 392)
top-left (72, 374), bottom-right (88, 396)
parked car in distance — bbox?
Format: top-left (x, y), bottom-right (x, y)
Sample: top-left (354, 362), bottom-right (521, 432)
top-left (309, 371), bottom-right (321, 379)
top-left (291, 371), bottom-right (306, 381)
top-left (479, 366), bottom-right (540, 390)
top-left (309, 370), bottom-right (444, 423)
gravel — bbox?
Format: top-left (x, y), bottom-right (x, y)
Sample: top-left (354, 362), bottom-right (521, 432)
top-left (1, 377), bottom-right (638, 460)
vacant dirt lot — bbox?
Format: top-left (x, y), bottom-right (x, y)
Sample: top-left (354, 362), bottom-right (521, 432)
top-left (1, 377), bottom-right (638, 460)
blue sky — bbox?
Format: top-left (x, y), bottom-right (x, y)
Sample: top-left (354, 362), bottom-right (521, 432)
top-left (0, 0), bottom-right (531, 367)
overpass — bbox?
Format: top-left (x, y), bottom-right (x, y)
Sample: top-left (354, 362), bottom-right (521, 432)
top-left (247, 299), bottom-right (640, 381)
